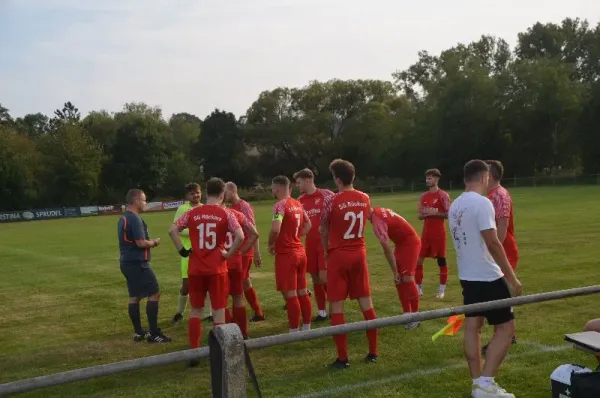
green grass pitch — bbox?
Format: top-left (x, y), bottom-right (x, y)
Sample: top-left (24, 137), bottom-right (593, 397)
top-left (1, 186), bottom-right (600, 397)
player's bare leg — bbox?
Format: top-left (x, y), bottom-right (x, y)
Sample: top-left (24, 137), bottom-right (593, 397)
top-left (243, 278), bottom-right (265, 322)
top-left (329, 300), bottom-right (349, 368)
top-left (311, 272), bottom-right (328, 321)
top-left (415, 258), bottom-right (424, 296)
top-left (297, 287), bottom-right (313, 331)
top-left (283, 290), bottom-right (302, 332)
top-left (358, 296), bottom-right (378, 362)
top-left (474, 320), bottom-right (516, 397)
top-left (172, 278), bottom-right (189, 325)
top-left (396, 275), bottom-right (420, 330)
top-left (464, 317), bottom-right (484, 379)
top-left (232, 294), bottom-right (249, 339)
top-left (436, 257), bottom-right (448, 299)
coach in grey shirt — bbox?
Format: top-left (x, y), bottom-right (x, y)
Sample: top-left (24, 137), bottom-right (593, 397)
top-left (449, 160), bottom-right (522, 398)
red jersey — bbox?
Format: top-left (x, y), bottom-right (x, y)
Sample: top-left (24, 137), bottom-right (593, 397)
top-left (298, 188), bottom-right (335, 247)
top-left (272, 197), bottom-right (309, 254)
top-left (321, 190), bottom-right (370, 252)
top-left (419, 189), bottom-right (450, 238)
top-left (225, 208), bottom-right (255, 270)
top-left (487, 185), bottom-right (518, 257)
top-left (230, 199), bottom-right (256, 258)
top-left (174, 204), bottom-right (241, 276)
top-left (371, 207), bottom-right (419, 246)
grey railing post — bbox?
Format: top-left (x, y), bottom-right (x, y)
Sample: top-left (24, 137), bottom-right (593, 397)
top-left (209, 323), bottom-right (246, 398)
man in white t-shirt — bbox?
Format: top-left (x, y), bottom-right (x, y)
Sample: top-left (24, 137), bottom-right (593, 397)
top-left (449, 159), bottom-right (523, 398)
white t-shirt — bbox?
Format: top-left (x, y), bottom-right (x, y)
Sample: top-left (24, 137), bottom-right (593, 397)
top-left (449, 191), bottom-right (504, 282)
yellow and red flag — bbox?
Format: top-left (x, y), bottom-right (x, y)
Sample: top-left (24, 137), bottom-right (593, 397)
top-left (431, 314), bottom-right (465, 341)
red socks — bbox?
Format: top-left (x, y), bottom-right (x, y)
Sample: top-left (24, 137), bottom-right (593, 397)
top-left (439, 266), bottom-right (448, 285)
top-left (188, 317), bottom-right (201, 349)
top-left (362, 308), bottom-right (378, 356)
top-left (244, 287), bottom-right (263, 317)
top-left (286, 296), bottom-right (301, 329)
top-left (415, 263), bottom-right (424, 285)
top-left (313, 283), bottom-right (327, 311)
top-left (396, 282), bottom-right (420, 313)
top-left (233, 306), bottom-right (248, 337)
top-left (298, 294), bottom-right (313, 325)
top-left (330, 313), bottom-right (348, 360)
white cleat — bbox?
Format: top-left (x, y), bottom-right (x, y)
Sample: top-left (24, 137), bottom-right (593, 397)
top-left (404, 321), bottom-right (421, 330)
top-left (436, 291), bottom-right (445, 299)
top-left (418, 286), bottom-right (424, 297)
top-left (472, 382), bottom-right (515, 398)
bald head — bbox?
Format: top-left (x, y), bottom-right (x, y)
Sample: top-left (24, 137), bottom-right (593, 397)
top-left (224, 181), bottom-right (239, 204)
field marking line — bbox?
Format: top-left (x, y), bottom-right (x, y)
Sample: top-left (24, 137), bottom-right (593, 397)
top-left (294, 342), bottom-right (571, 398)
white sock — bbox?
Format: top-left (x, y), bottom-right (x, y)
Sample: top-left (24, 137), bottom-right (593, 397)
top-left (438, 284), bottom-right (446, 292)
top-left (301, 324), bottom-right (311, 331)
top-left (477, 376), bottom-right (494, 387)
top-left (418, 284), bottom-right (423, 291)
top-left (318, 310), bottom-right (327, 317)
top-left (177, 294), bottom-right (188, 314)
top-left (289, 328), bottom-right (299, 333)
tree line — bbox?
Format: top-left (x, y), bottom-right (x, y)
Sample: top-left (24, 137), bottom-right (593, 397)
top-left (1, 17), bottom-right (599, 211)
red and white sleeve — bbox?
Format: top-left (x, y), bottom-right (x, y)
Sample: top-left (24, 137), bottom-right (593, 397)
top-left (174, 210), bottom-right (191, 231)
top-left (371, 214), bottom-right (389, 243)
top-left (226, 210), bottom-right (242, 232)
top-left (320, 193), bottom-right (335, 225)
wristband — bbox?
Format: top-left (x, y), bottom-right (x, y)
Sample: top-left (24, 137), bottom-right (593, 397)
top-left (179, 247), bottom-right (191, 258)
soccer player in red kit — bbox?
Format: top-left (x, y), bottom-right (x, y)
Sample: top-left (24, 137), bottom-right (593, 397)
top-left (168, 178), bottom-right (244, 367)
top-left (294, 168), bottom-right (334, 322)
top-left (482, 160), bottom-right (519, 353)
top-left (417, 168), bottom-right (451, 299)
top-left (224, 207), bottom-right (259, 339)
top-left (269, 175), bottom-right (313, 332)
top-left (321, 159), bottom-right (378, 368)
top-left (370, 207), bottom-right (422, 330)
top-left (224, 182), bottom-right (265, 322)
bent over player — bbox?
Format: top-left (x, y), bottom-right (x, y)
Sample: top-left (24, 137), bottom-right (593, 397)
top-left (370, 207), bottom-right (421, 330)
top-left (321, 159), bottom-right (378, 368)
top-left (118, 189), bottom-right (171, 343)
top-left (294, 168), bottom-right (334, 321)
top-left (168, 178), bottom-right (244, 367)
top-left (269, 176), bottom-right (313, 332)
top-left (417, 168), bottom-right (451, 298)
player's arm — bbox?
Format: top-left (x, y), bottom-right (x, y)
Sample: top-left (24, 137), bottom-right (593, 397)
top-left (320, 196), bottom-right (333, 256)
top-left (478, 201), bottom-right (521, 296)
top-left (496, 218), bottom-right (509, 243)
top-left (241, 202), bottom-right (261, 264)
top-left (417, 197), bottom-right (426, 220)
top-left (300, 210), bottom-right (312, 238)
top-left (130, 215), bottom-right (159, 248)
top-left (372, 214), bottom-right (399, 281)
top-left (168, 211), bottom-right (191, 257)
top-left (240, 219), bottom-right (259, 255)
top-left (491, 194), bottom-right (510, 243)
top-left (268, 203), bottom-right (284, 254)
top-left (174, 206), bottom-right (189, 237)
top-left (224, 213), bottom-right (244, 259)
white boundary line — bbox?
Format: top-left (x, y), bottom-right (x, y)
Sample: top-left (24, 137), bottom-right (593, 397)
top-left (295, 342), bottom-right (571, 398)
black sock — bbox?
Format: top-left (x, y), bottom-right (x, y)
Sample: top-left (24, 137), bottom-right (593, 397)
top-left (128, 303), bottom-right (143, 334)
top-left (146, 300), bottom-right (159, 334)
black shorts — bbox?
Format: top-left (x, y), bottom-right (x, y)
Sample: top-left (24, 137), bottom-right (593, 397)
top-left (120, 262), bottom-right (159, 298)
top-left (460, 278), bottom-right (514, 326)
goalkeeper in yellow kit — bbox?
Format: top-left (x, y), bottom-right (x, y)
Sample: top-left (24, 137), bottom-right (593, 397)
top-left (171, 183), bottom-right (212, 324)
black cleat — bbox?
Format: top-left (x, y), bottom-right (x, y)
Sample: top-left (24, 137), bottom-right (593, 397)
top-left (329, 358), bottom-right (350, 369)
top-left (133, 330), bottom-right (150, 342)
top-left (147, 330), bottom-right (172, 343)
top-left (203, 315), bottom-right (213, 323)
top-left (511, 336), bottom-right (518, 345)
top-left (313, 314), bottom-right (328, 322)
top-left (243, 336), bottom-right (249, 341)
top-left (283, 304), bottom-right (287, 311)
top-left (189, 359), bottom-right (201, 368)
top-left (171, 312), bottom-right (183, 325)
top-left (250, 314), bottom-right (265, 322)
top-left (365, 353), bottom-right (378, 363)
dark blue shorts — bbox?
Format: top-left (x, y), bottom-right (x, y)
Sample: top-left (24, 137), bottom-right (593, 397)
top-left (120, 262), bottom-right (159, 298)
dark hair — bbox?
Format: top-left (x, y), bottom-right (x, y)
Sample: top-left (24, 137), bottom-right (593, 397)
top-left (205, 178), bottom-right (225, 196)
top-left (293, 168), bottom-right (314, 180)
top-left (425, 168), bottom-right (441, 178)
top-left (272, 175), bottom-right (290, 187)
top-left (329, 159), bottom-right (355, 186)
top-left (125, 189), bottom-right (144, 204)
top-left (463, 160), bottom-right (490, 182)
top-left (185, 182), bottom-right (201, 194)
top-left (485, 160), bottom-right (504, 181)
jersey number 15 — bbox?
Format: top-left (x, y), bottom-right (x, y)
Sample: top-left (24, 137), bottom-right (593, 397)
top-left (197, 223), bottom-right (217, 250)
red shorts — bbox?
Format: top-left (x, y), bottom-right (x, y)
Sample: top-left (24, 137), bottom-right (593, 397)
top-left (395, 239), bottom-right (421, 277)
top-left (188, 273), bottom-right (228, 310)
top-left (306, 245), bottom-right (326, 274)
top-left (419, 236), bottom-right (446, 258)
top-left (228, 268), bottom-right (243, 296)
top-left (242, 255), bottom-right (253, 280)
top-left (326, 249), bottom-right (371, 301)
top-left (275, 251), bottom-right (307, 292)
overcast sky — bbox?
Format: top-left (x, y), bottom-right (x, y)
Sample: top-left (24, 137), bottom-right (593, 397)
top-left (1, 0), bottom-right (598, 119)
